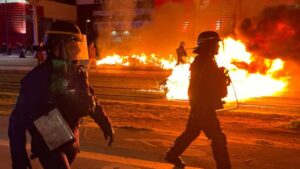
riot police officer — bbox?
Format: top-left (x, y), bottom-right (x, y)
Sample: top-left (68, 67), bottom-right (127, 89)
top-left (176, 41), bottom-right (188, 65)
top-left (165, 31), bottom-right (231, 169)
top-left (8, 21), bottom-right (114, 169)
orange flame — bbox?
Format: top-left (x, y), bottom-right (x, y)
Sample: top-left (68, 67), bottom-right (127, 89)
top-left (166, 37), bottom-right (289, 101)
top-left (95, 37), bottom-right (289, 101)
top-left (165, 64), bottom-right (191, 100)
top-left (96, 53), bottom-right (177, 69)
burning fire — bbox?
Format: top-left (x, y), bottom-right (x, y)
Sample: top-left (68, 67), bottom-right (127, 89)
top-left (95, 37), bottom-right (289, 101)
top-left (166, 37), bottom-right (288, 101)
top-left (96, 53), bottom-right (177, 69)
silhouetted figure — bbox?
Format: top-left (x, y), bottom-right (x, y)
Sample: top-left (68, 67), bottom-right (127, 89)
top-left (165, 31), bottom-right (231, 169)
top-left (19, 43), bottom-right (25, 58)
top-left (7, 43), bottom-right (12, 55)
top-left (87, 42), bottom-right (98, 71)
top-left (176, 42), bottom-right (187, 65)
top-left (24, 43), bottom-right (33, 56)
top-left (0, 42), bottom-right (6, 55)
top-left (35, 42), bottom-right (46, 65)
top-left (8, 21), bottom-right (114, 169)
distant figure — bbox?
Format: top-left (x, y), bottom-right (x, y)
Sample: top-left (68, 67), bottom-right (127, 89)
top-left (7, 43), bottom-right (12, 55)
top-left (35, 42), bottom-right (46, 65)
top-left (19, 50), bottom-right (25, 58)
top-left (15, 42), bottom-right (20, 54)
top-left (19, 43), bottom-right (25, 58)
top-left (165, 31), bottom-right (231, 169)
top-left (24, 43), bottom-right (33, 56)
top-left (87, 42), bottom-right (98, 71)
top-left (0, 42), bottom-right (6, 55)
top-left (176, 42), bottom-right (187, 65)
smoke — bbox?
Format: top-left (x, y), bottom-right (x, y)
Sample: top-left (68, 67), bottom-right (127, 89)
top-left (237, 4), bottom-right (300, 63)
top-left (97, 1), bottom-right (196, 57)
top-left (96, 0), bottom-right (137, 56)
top-left (105, 0), bottom-right (136, 31)
top-left (126, 2), bottom-right (192, 56)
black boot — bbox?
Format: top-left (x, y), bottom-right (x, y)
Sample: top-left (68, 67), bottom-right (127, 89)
top-left (165, 153), bottom-right (186, 168)
top-left (211, 139), bottom-right (231, 169)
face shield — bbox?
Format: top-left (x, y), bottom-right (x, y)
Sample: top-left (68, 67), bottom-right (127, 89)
top-left (64, 34), bottom-right (89, 61)
top-left (45, 31), bottom-right (89, 61)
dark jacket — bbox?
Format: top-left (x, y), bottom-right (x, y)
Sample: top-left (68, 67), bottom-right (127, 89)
top-left (188, 55), bottom-right (223, 110)
top-left (8, 59), bottom-right (53, 169)
top-left (176, 47), bottom-right (187, 58)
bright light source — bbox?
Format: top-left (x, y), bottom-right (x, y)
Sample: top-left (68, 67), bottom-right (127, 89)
top-left (111, 31), bottom-right (117, 36)
top-left (86, 19), bottom-right (91, 23)
top-left (216, 20), bottom-right (221, 31)
top-left (123, 30), bottom-right (129, 35)
top-left (182, 21), bottom-right (189, 32)
top-left (0, 0), bottom-right (27, 3)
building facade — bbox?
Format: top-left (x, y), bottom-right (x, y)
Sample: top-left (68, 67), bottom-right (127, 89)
top-left (0, 0), bottom-right (77, 49)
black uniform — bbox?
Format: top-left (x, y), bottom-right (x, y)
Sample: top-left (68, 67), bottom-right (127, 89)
top-left (8, 57), bottom-right (111, 169)
top-left (176, 45), bottom-right (187, 65)
top-left (167, 54), bottom-right (231, 169)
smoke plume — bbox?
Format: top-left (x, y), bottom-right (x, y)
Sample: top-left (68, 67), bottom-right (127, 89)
top-left (96, 0), bottom-right (137, 56)
top-left (97, 1), bottom-right (196, 57)
top-left (127, 2), bottom-right (191, 56)
top-left (237, 4), bottom-right (300, 63)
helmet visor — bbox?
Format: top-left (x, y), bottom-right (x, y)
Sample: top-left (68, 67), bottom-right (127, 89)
top-left (71, 34), bottom-right (89, 61)
top-left (45, 31), bottom-right (89, 61)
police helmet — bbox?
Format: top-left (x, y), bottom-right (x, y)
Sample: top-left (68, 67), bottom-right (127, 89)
top-left (193, 31), bottom-right (221, 54)
top-left (44, 21), bottom-right (88, 60)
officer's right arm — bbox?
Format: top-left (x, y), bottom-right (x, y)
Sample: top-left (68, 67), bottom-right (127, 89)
top-left (8, 80), bottom-right (37, 169)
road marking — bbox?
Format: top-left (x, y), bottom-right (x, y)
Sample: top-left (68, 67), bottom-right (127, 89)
top-left (0, 139), bottom-right (201, 169)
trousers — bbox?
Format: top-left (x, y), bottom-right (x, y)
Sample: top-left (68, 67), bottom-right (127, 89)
top-left (38, 147), bottom-right (77, 169)
top-left (168, 107), bottom-right (231, 169)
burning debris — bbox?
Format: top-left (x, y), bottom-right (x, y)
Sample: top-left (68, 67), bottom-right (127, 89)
top-left (95, 37), bottom-right (288, 101)
top-left (96, 53), bottom-right (177, 69)
top-left (238, 4), bottom-right (300, 63)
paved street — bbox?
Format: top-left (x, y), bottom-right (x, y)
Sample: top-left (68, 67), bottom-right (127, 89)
top-left (0, 57), bottom-right (300, 169)
top-left (0, 115), bottom-right (201, 169)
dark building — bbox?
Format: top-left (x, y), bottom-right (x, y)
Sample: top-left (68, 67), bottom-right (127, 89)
top-left (0, 0), bottom-right (76, 49)
top-left (0, 1), bottom-right (41, 46)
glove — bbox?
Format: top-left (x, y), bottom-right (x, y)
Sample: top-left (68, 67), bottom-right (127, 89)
top-left (100, 116), bottom-right (114, 146)
top-left (91, 104), bottom-right (114, 146)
